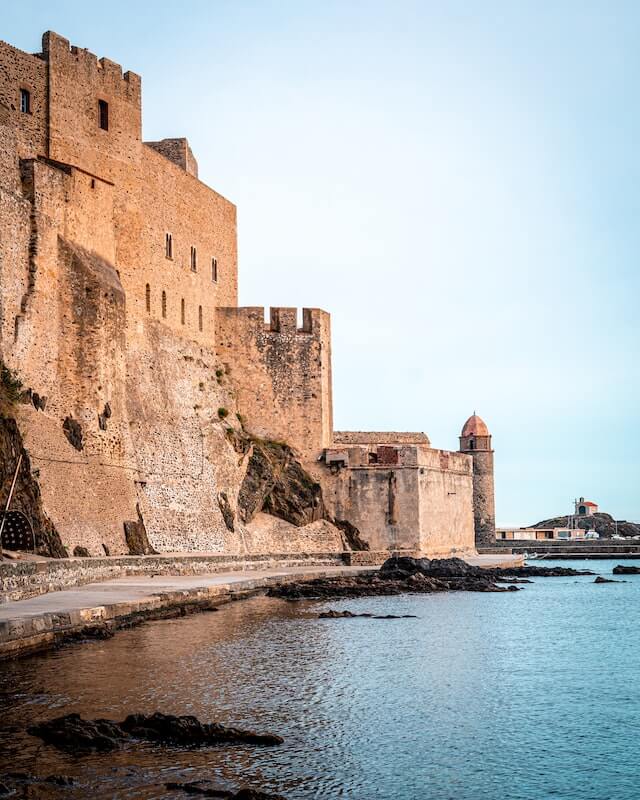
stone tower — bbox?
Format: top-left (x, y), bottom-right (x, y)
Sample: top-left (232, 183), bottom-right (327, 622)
top-left (459, 413), bottom-right (495, 547)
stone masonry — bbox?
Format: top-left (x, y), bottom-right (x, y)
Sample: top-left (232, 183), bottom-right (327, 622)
top-left (0, 30), bottom-right (492, 559)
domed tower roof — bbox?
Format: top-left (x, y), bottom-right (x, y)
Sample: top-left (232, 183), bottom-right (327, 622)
top-left (461, 413), bottom-right (489, 438)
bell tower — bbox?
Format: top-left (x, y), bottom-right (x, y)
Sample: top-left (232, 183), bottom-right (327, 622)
top-left (459, 413), bottom-right (495, 547)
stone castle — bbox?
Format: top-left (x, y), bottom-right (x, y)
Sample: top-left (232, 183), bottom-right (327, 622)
top-left (0, 31), bottom-right (496, 559)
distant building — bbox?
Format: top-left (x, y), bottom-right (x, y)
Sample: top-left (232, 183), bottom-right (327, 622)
top-left (575, 498), bottom-right (598, 516)
top-left (496, 527), bottom-right (599, 541)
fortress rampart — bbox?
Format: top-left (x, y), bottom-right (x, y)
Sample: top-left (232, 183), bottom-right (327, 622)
top-left (216, 306), bottom-right (333, 460)
top-left (0, 30), bottom-right (489, 560)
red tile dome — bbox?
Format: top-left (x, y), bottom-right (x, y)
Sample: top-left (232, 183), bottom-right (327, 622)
top-left (461, 413), bottom-right (489, 437)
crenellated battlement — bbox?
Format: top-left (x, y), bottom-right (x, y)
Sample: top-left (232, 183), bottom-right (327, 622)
top-left (43, 32), bottom-right (141, 95)
top-left (215, 306), bottom-right (333, 456)
top-left (216, 306), bottom-right (327, 336)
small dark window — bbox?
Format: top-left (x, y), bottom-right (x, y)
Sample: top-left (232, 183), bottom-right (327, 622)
top-left (145, 284), bottom-right (151, 313)
top-left (469, 439), bottom-right (475, 450)
top-left (165, 233), bottom-right (173, 259)
top-left (161, 290), bottom-right (167, 319)
top-left (20, 89), bottom-right (31, 114)
top-left (211, 257), bottom-right (218, 282)
top-left (190, 246), bottom-right (197, 272)
top-left (198, 305), bottom-right (203, 332)
top-left (98, 99), bottom-right (109, 131)
top-left (181, 298), bottom-right (185, 325)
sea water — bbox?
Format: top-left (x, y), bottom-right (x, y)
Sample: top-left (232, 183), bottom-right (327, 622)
top-left (0, 559), bottom-right (638, 799)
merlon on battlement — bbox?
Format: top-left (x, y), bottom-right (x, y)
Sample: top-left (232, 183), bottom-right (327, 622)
top-left (42, 31), bottom-right (141, 89)
top-left (216, 306), bottom-right (328, 335)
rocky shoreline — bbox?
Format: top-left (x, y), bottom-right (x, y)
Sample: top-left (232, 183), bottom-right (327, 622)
top-left (267, 556), bottom-right (593, 600)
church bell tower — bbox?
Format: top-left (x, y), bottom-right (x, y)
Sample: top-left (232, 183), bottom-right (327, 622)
top-left (459, 413), bottom-right (496, 547)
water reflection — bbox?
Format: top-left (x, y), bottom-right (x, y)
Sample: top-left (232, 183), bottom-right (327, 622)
top-left (1, 561), bottom-right (639, 799)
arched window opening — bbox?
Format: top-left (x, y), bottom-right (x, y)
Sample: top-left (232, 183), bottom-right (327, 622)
top-left (469, 439), bottom-right (475, 450)
top-left (181, 298), bottom-right (186, 325)
top-left (190, 246), bottom-right (197, 272)
top-left (165, 233), bottom-right (173, 260)
top-left (211, 257), bottom-right (218, 282)
top-left (198, 305), bottom-right (203, 332)
top-left (161, 291), bottom-right (167, 319)
top-left (145, 284), bottom-right (151, 313)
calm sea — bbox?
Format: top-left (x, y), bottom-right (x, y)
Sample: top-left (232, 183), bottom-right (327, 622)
top-left (1, 559), bottom-right (638, 799)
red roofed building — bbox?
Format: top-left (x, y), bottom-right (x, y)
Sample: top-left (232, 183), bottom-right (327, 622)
top-left (575, 498), bottom-right (598, 516)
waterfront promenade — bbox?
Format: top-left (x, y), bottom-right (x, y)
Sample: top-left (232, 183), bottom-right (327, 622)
top-left (0, 553), bottom-right (520, 660)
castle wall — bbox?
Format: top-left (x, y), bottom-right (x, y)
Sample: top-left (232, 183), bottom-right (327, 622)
top-left (416, 449), bottom-right (475, 555)
top-left (146, 138), bottom-right (198, 178)
top-left (323, 445), bottom-right (475, 556)
top-left (215, 307), bottom-right (333, 460)
top-left (121, 145), bottom-right (237, 344)
top-left (470, 450), bottom-right (496, 546)
top-left (43, 31), bottom-right (142, 183)
top-left (0, 41), bottom-right (47, 162)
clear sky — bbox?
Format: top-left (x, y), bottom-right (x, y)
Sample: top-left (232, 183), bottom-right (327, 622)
top-left (4, 1), bottom-right (639, 525)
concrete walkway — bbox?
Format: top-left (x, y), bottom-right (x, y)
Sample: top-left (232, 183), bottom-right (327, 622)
top-left (0, 553), bottom-right (521, 660)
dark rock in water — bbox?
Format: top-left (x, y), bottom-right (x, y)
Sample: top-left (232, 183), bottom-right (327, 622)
top-left (0, 772), bottom-right (75, 797)
top-left (498, 565), bottom-right (594, 577)
top-left (613, 565), bottom-right (640, 574)
top-left (28, 713), bottom-right (123, 751)
top-left (119, 712), bottom-right (283, 746)
top-left (268, 556), bottom-right (594, 602)
top-left (594, 576), bottom-right (623, 583)
top-left (318, 610), bottom-right (417, 619)
top-left (319, 609), bottom-right (370, 618)
top-left (28, 712), bottom-right (283, 752)
top-left (166, 782), bottom-right (286, 799)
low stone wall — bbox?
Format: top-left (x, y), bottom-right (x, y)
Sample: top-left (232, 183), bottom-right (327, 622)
top-left (342, 550), bottom-right (417, 566)
top-left (0, 552), bottom-right (346, 603)
top-left (482, 541), bottom-right (640, 555)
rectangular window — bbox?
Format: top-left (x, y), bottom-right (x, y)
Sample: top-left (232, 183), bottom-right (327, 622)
top-left (20, 89), bottom-right (30, 114)
top-left (98, 99), bottom-right (109, 131)
top-left (190, 246), bottom-right (197, 272)
top-left (165, 233), bottom-right (173, 260)
top-left (211, 257), bottom-right (218, 282)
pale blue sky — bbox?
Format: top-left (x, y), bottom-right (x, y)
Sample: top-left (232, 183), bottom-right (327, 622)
top-left (4, 1), bottom-right (639, 524)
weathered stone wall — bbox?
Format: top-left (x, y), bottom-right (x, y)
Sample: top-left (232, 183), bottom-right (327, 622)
top-left (459, 432), bottom-right (496, 546)
top-left (417, 449), bottom-right (475, 555)
top-left (0, 40), bottom-right (47, 162)
top-left (0, 551), bottom-right (348, 603)
top-left (129, 145), bottom-right (237, 343)
top-left (146, 138), bottom-right (198, 177)
top-left (470, 450), bottom-right (496, 546)
top-left (322, 445), bottom-right (475, 556)
top-left (216, 306), bottom-right (333, 461)
top-left (0, 33), bottom-right (246, 557)
top-left (44, 31), bottom-right (142, 184)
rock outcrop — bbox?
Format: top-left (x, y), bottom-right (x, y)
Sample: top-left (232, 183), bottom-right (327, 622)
top-left (0, 411), bottom-right (67, 559)
top-left (227, 429), bottom-right (325, 526)
top-left (613, 565), bottom-right (640, 575)
top-left (530, 513), bottom-right (640, 539)
top-left (268, 556), bottom-right (593, 600)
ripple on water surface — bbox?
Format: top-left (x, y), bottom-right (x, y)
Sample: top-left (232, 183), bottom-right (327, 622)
top-left (0, 559), bottom-right (639, 799)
